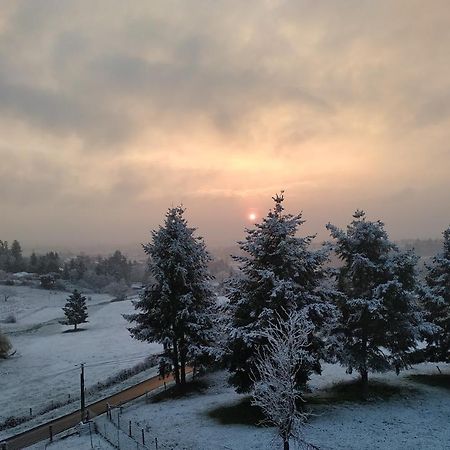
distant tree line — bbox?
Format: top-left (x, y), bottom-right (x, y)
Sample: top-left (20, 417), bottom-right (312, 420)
top-left (0, 240), bottom-right (146, 292)
top-left (0, 240), bottom-right (61, 275)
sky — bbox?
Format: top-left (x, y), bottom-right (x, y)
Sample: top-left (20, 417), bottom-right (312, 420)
top-left (0, 0), bottom-right (449, 251)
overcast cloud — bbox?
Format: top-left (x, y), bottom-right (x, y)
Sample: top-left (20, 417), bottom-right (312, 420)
top-left (0, 0), bottom-right (449, 249)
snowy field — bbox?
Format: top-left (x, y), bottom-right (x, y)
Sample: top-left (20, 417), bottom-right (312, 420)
top-left (0, 286), bottom-right (161, 428)
top-left (59, 364), bottom-right (449, 450)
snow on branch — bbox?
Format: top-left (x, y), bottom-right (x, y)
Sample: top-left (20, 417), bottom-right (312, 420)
top-left (251, 310), bottom-right (316, 450)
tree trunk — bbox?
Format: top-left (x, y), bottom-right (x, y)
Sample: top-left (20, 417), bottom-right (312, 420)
top-left (360, 368), bottom-right (368, 400)
top-left (74, 323), bottom-right (77, 331)
top-left (180, 339), bottom-right (186, 385)
top-left (283, 439), bottom-right (289, 450)
top-left (172, 339), bottom-right (181, 385)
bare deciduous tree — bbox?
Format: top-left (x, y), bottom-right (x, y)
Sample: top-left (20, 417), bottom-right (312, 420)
top-left (252, 311), bottom-right (315, 450)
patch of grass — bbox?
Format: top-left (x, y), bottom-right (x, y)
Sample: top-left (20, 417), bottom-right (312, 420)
top-left (151, 379), bottom-right (208, 403)
top-left (208, 397), bottom-right (267, 427)
top-left (306, 380), bottom-right (417, 406)
top-left (407, 373), bottom-right (450, 390)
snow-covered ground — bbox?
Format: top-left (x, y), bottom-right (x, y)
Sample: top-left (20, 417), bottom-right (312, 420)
top-left (28, 431), bottom-right (114, 450)
top-left (61, 363), bottom-right (449, 450)
top-left (0, 286), bottom-right (161, 430)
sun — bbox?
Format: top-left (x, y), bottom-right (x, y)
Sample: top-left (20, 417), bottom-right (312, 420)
top-left (248, 212), bottom-right (257, 221)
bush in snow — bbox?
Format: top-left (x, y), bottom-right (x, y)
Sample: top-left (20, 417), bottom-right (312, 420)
top-left (62, 289), bottom-right (88, 331)
top-left (0, 328), bottom-right (12, 358)
top-left (227, 192), bottom-right (335, 392)
top-left (327, 210), bottom-right (425, 397)
top-left (252, 310), bottom-right (313, 450)
top-left (2, 313), bottom-right (17, 324)
top-left (422, 226), bottom-right (450, 362)
top-left (125, 206), bottom-right (216, 386)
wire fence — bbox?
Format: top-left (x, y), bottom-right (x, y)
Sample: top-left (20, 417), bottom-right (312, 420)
top-left (93, 407), bottom-right (165, 450)
top-left (0, 355), bottom-right (158, 432)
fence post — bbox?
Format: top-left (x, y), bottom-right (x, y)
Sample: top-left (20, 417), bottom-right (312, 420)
top-left (129, 420), bottom-right (132, 437)
top-left (117, 413), bottom-right (120, 450)
top-left (155, 437), bottom-right (158, 450)
top-left (29, 407), bottom-right (32, 417)
top-left (49, 425), bottom-right (53, 442)
top-left (141, 428), bottom-right (145, 445)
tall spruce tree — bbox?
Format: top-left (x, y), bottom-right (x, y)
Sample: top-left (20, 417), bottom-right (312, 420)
top-left (62, 290), bottom-right (88, 331)
top-left (227, 193), bottom-right (334, 393)
top-left (125, 206), bottom-right (215, 386)
top-left (423, 226), bottom-right (450, 362)
top-left (327, 210), bottom-right (424, 397)
top-left (10, 240), bottom-right (24, 272)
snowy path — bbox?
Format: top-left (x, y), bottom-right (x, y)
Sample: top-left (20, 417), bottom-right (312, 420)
top-left (3, 370), bottom-right (180, 450)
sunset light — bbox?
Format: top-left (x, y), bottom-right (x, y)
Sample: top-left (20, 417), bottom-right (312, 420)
top-left (1, 3), bottom-right (449, 449)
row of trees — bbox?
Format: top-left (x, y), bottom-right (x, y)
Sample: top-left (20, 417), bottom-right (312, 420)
top-left (126, 194), bottom-right (449, 449)
top-left (0, 238), bottom-right (145, 293)
top-left (127, 195), bottom-right (449, 387)
top-left (0, 239), bottom-right (62, 274)
top-left (61, 250), bottom-right (135, 284)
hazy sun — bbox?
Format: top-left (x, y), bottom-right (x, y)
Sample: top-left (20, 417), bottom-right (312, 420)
top-left (248, 212), bottom-right (257, 221)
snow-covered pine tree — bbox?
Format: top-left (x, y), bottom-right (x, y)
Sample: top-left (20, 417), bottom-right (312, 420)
top-left (227, 193), bottom-right (334, 392)
top-left (423, 226), bottom-right (450, 362)
top-left (125, 206), bottom-right (216, 386)
top-left (327, 210), bottom-right (424, 397)
top-left (62, 290), bottom-right (88, 331)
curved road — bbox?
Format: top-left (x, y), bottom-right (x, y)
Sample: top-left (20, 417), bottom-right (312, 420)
top-left (2, 369), bottom-right (189, 450)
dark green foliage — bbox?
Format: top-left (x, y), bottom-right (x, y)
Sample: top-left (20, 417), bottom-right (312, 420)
top-left (40, 274), bottom-right (57, 289)
top-left (227, 193), bottom-right (334, 392)
top-left (126, 206), bottom-right (216, 386)
top-left (422, 227), bottom-right (450, 362)
top-left (327, 211), bottom-right (424, 396)
top-left (95, 250), bottom-right (132, 282)
top-left (62, 290), bottom-right (88, 331)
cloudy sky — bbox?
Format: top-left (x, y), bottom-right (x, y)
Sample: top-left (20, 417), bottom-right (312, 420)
top-left (1, 0), bottom-right (449, 251)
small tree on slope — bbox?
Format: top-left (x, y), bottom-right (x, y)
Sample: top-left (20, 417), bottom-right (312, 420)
top-left (423, 226), bottom-right (450, 362)
top-left (227, 193), bottom-right (335, 392)
top-left (327, 210), bottom-right (425, 397)
top-left (125, 206), bottom-right (216, 386)
top-left (62, 290), bottom-right (88, 331)
top-left (252, 310), bottom-right (313, 450)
